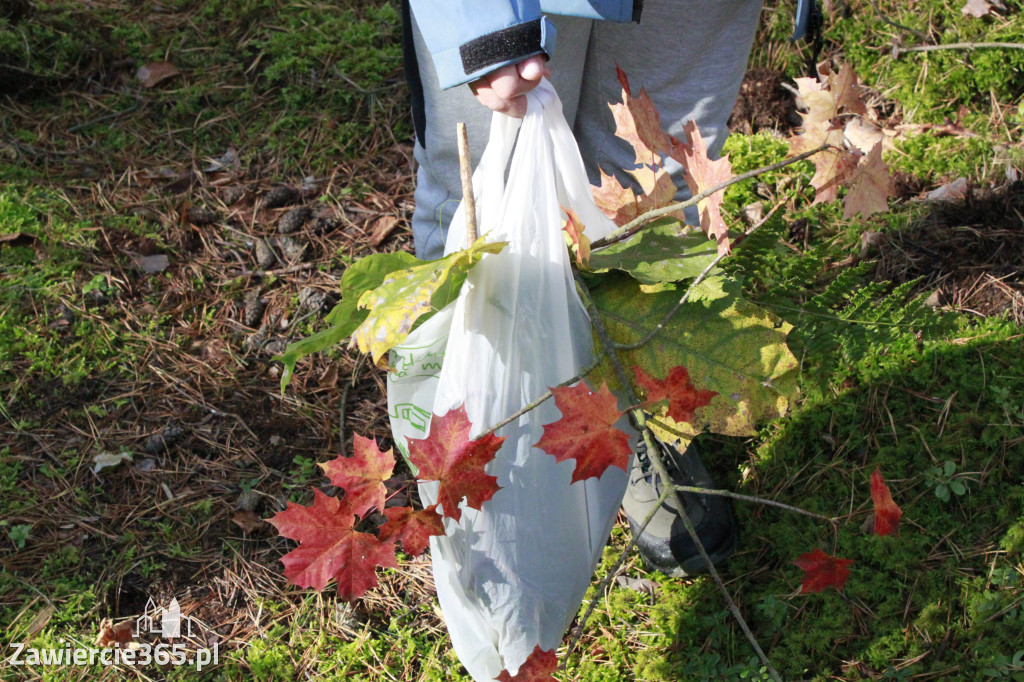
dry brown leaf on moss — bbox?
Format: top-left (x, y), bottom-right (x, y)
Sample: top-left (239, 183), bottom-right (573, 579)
top-left (136, 61), bottom-right (181, 88)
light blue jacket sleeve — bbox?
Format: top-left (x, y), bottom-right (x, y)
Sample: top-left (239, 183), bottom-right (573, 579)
top-left (409, 0), bottom-right (557, 90)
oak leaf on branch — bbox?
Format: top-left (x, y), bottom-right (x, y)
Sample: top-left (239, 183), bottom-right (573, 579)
top-left (407, 406), bottom-right (503, 522)
top-left (266, 489), bottom-right (399, 600)
top-left (534, 382), bottom-right (632, 484)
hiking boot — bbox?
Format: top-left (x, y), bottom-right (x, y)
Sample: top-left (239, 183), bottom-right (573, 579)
top-left (621, 435), bottom-right (737, 578)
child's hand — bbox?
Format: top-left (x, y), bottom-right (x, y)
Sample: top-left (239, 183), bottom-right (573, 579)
top-left (469, 55), bottom-right (550, 118)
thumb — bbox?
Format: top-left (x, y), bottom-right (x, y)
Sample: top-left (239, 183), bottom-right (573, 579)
top-left (517, 55), bottom-right (547, 82)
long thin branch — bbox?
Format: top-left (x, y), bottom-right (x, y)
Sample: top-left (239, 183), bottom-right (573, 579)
top-left (674, 486), bottom-right (837, 523)
top-left (571, 271), bottom-right (782, 682)
top-left (590, 144), bottom-right (829, 250)
top-left (893, 41), bottom-right (1024, 56)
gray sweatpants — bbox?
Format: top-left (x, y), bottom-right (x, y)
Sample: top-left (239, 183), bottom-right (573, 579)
top-left (410, 0), bottom-right (764, 260)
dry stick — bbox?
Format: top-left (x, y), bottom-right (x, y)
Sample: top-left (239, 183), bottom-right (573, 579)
top-left (893, 41), bottom-right (1024, 56)
top-left (674, 486), bottom-right (836, 523)
top-left (570, 271), bottom-right (783, 682)
top-left (865, 0), bottom-right (927, 41)
top-left (590, 144), bottom-right (829, 250)
top-left (618, 200), bottom-right (784, 352)
top-left (457, 122), bottom-right (478, 244)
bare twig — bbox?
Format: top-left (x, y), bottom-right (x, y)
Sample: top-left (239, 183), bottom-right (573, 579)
top-left (457, 122), bottom-right (478, 244)
top-left (893, 41), bottom-right (1024, 56)
top-left (865, 0), bottom-right (927, 41)
top-left (674, 486), bottom-right (837, 523)
top-left (590, 144), bottom-right (829, 250)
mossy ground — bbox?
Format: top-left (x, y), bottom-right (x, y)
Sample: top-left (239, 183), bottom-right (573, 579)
top-left (1, 0), bottom-right (1022, 680)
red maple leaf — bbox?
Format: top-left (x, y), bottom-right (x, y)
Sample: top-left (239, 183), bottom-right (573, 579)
top-left (870, 468), bottom-right (903, 536)
top-left (266, 489), bottom-right (399, 600)
top-left (633, 365), bottom-right (717, 424)
top-left (407, 406), bottom-right (504, 522)
top-left (495, 645), bottom-right (558, 682)
top-left (379, 504), bottom-right (445, 556)
top-left (319, 435), bottom-right (396, 517)
top-left (534, 382), bottom-right (632, 484)
top-left (792, 548), bottom-right (854, 594)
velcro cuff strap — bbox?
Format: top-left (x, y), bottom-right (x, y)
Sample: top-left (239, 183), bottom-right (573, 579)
top-left (460, 18), bottom-right (543, 76)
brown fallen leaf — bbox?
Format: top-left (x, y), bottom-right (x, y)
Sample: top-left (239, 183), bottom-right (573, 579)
top-left (925, 177), bottom-right (970, 203)
top-left (231, 510), bottom-right (263, 534)
top-left (369, 215), bottom-right (400, 247)
top-left (95, 618), bottom-right (135, 647)
top-left (25, 605), bottom-right (55, 639)
top-left (962, 0), bottom-right (1005, 17)
top-left (136, 61), bottom-right (181, 88)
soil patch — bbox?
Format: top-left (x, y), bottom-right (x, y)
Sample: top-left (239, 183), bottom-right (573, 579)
top-left (876, 182), bottom-right (1024, 323)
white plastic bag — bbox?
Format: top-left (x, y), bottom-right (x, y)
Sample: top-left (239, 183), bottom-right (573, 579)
top-left (387, 80), bottom-right (631, 680)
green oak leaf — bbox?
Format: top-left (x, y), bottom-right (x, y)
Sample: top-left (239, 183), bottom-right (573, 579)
top-left (352, 236), bottom-right (507, 365)
top-left (277, 251), bottom-right (420, 392)
top-left (587, 217), bottom-right (718, 284)
top-left (590, 272), bottom-right (798, 437)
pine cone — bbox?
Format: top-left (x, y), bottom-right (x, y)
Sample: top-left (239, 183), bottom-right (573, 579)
top-left (277, 205), bottom-right (311, 234)
top-left (298, 287), bottom-right (328, 314)
top-left (277, 236), bottom-right (307, 262)
top-left (242, 296), bottom-right (267, 328)
top-left (221, 185), bottom-right (246, 206)
top-left (264, 185), bottom-right (299, 209)
top-left (186, 205), bottom-right (218, 226)
top-left (254, 239), bottom-right (276, 269)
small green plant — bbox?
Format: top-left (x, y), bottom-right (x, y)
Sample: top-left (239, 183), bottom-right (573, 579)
top-left (926, 460), bottom-right (968, 502)
top-left (5, 522), bottom-right (32, 549)
top-left (982, 650), bottom-right (1024, 678)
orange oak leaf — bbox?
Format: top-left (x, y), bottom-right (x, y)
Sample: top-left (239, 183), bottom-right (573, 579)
top-left (319, 435), bottom-right (396, 517)
top-left (407, 406), bottom-right (504, 522)
top-left (792, 548), bottom-right (854, 594)
top-left (870, 468), bottom-right (903, 536)
top-left (843, 142), bottom-right (891, 218)
top-left (495, 645), bottom-right (558, 682)
top-left (379, 504), bottom-right (445, 556)
top-left (672, 120), bottom-right (734, 255)
top-left (534, 382), bottom-right (632, 484)
top-left (266, 489), bottom-right (399, 600)
top-left (562, 207), bottom-right (591, 266)
top-left (633, 365), bottom-right (717, 423)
